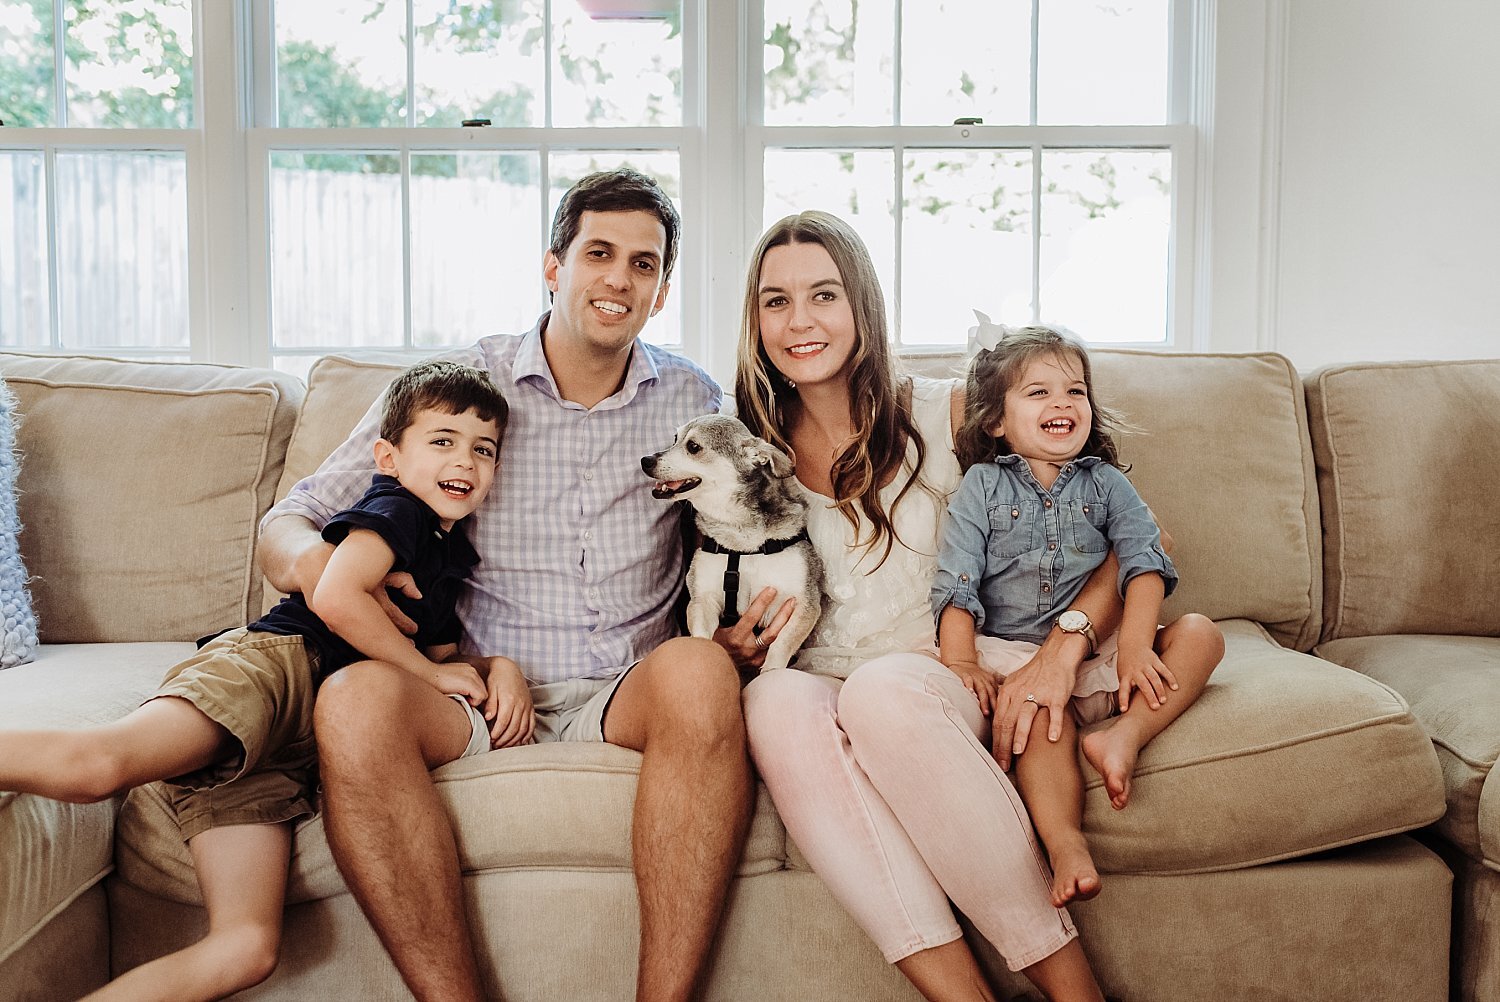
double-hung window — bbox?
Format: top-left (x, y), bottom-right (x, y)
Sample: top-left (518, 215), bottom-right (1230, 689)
top-left (749, 0), bottom-right (1193, 354)
top-left (0, 0), bottom-right (196, 359)
top-left (1, 1), bottom-right (1200, 374)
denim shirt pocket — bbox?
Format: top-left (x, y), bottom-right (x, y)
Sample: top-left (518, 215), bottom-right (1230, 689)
top-left (1067, 498), bottom-right (1109, 553)
top-left (988, 500), bottom-right (1039, 558)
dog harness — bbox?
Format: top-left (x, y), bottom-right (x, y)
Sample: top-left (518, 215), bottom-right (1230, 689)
top-left (698, 529), bottom-right (810, 628)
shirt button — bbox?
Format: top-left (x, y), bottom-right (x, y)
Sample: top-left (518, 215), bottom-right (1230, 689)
top-left (959, 574), bottom-right (969, 582)
top-left (1010, 509), bottom-right (1020, 519)
top-left (583, 530), bottom-right (593, 541)
top-left (584, 470), bottom-right (594, 481)
top-left (1041, 583), bottom-right (1051, 593)
top-left (1083, 505), bottom-right (1090, 514)
top-left (1044, 499), bottom-right (1053, 509)
top-left (1048, 543), bottom-right (1056, 551)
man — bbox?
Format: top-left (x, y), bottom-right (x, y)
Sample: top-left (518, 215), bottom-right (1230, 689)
top-left (259, 169), bottom-right (791, 1001)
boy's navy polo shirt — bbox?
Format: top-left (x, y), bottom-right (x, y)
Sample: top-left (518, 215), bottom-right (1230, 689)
top-left (248, 474), bottom-right (480, 684)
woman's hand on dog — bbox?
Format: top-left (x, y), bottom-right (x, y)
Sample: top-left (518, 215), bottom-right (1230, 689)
top-left (713, 587), bottom-right (797, 673)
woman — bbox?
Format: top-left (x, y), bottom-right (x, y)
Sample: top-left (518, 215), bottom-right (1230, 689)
top-left (727, 211), bottom-right (1121, 1002)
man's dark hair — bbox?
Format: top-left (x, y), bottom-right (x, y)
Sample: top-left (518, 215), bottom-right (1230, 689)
top-left (549, 168), bottom-right (681, 284)
top-left (380, 360), bottom-right (509, 447)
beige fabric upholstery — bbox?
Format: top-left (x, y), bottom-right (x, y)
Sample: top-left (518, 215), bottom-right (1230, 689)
top-left (0, 644), bottom-right (188, 964)
top-left (0, 354), bottom-right (303, 643)
top-left (108, 837), bottom-right (1450, 1002)
top-left (0, 884), bottom-right (109, 1001)
top-left (1088, 352), bottom-right (1322, 651)
top-left (1080, 620), bottom-right (1443, 872)
top-left (275, 354), bottom-right (407, 500)
top-left (1317, 634), bottom-right (1500, 869)
top-left (1306, 358), bottom-right (1500, 642)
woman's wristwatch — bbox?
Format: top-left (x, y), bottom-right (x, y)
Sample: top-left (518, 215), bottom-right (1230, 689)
top-left (1054, 609), bottom-right (1098, 658)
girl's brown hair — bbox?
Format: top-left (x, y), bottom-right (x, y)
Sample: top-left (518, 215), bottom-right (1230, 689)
top-left (954, 326), bottom-right (1125, 472)
top-left (733, 211), bottom-right (925, 569)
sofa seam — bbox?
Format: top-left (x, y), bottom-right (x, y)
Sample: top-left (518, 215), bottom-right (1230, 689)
top-left (1098, 708), bottom-right (1423, 779)
top-left (0, 863), bottom-right (112, 966)
top-left (1103, 826), bottom-right (1443, 878)
top-left (1429, 735), bottom-right (1498, 771)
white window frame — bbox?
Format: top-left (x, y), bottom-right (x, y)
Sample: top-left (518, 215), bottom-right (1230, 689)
top-left (709, 0), bottom-right (1204, 381)
top-left (1, 0), bottom-right (1212, 382)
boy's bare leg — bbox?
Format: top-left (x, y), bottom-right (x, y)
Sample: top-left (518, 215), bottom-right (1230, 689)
top-left (0, 697), bottom-right (231, 802)
top-left (87, 822), bottom-right (293, 1002)
top-left (313, 661), bottom-right (484, 1002)
top-left (1082, 614), bottom-right (1224, 810)
top-left (602, 637), bottom-right (753, 1002)
top-left (1013, 707), bottom-right (1099, 908)
top-left (894, 938), bottom-right (1000, 1002)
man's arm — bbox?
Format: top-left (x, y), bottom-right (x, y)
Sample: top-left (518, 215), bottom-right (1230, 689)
top-left (260, 512), bottom-right (335, 597)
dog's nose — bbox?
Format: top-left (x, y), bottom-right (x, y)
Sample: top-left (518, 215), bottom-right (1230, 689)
top-left (641, 456), bottom-right (656, 474)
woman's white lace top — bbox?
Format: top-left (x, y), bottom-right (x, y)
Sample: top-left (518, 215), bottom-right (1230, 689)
top-left (795, 376), bottom-right (963, 678)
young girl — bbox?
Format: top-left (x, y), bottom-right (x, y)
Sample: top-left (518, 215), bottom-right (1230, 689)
top-left (931, 316), bottom-right (1223, 909)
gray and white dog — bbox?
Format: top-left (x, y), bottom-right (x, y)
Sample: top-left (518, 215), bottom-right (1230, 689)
top-left (641, 414), bottom-right (823, 673)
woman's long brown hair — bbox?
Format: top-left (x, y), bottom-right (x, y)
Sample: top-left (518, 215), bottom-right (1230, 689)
top-left (733, 211), bottom-right (925, 570)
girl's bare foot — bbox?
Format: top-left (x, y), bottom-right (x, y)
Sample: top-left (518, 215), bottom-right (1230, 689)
top-left (1046, 831), bottom-right (1102, 907)
top-left (1081, 719), bottom-right (1143, 810)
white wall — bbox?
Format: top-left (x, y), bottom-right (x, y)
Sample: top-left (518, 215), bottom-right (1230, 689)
top-left (1206, 0), bottom-right (1500, 369)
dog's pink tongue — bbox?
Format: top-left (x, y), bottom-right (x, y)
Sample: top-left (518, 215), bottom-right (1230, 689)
top-left (658, 479), bottom-right (688, 492)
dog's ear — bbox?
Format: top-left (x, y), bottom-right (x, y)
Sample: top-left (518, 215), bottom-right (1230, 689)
top-left (744, 435), bottom-right (795, 478)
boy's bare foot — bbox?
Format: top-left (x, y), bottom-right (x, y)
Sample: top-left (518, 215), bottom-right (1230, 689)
top-left (1082, 720), bottom-right (1143, 811)
top-left (1046, 832), bottom-right (1101, 907)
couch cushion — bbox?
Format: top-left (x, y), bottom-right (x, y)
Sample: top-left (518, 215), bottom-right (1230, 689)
top-left (276, 354), bottom-right (407, 501)
top-left (1306, 358), bottom-right (1500, 642)
top-left (904, 352), bottom-right (1322, 651)
top-left (0, 643), bottom-right (191, 963)
top-left (115, 741), bottom-right (789, 908)
top-left (1317, 634), bottom-right (1500, 869)
top-left (0, 353), bottom-right (304, 643)
top-left (1075, 620), bottom-right (1443, 874)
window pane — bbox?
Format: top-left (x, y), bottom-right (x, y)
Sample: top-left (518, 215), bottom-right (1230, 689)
top-left (54, 152), bottom-right (188, 350)
top-left (271, 152), bottom-right (404, 350)
top-left (0, 1), bottom-right (56, 126)
top-left (548, 151), bottom-right (682, 346)
top-left (552, 1), bottom-right (682, 128)
top-left (901, 0), bottom-right (1029, 126)
top-left (0, 152), bottom-right (50, 348)
top-left (410, 152), bottom-right (544, 345)
top-left (762, 149), bottom-right (896, 333)
top-left (763, 0), bottom-right (895, 126)
top-left (1040, 149), bottom-right (1170, 342)
top-left (276, 0), bottom-right (406, 128)
top-left (64, 0), bottom-right (194, 128)
top-left (412, 0), bottom-right (544, 128)
top-left (903, 149), bottom-right (1034, 347)
top-left (1038, 0), bottom-right (1168, 125)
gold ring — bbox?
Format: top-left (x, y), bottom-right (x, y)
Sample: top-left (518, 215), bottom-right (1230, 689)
top-left (754, 634), bottom-right (767, 650)
top-left (1024, 693), bottom-right (1037, 703)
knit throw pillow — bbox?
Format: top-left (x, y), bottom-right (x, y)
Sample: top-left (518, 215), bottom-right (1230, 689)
top-left (0, 379), bottom-right (38, 667)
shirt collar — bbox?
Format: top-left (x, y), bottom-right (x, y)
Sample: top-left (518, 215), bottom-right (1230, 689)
top-left (512, 310), bottom-right (661, 410)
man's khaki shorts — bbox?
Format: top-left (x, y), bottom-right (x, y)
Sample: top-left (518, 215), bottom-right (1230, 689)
top-left (149, 628), bottom-right (321, 840)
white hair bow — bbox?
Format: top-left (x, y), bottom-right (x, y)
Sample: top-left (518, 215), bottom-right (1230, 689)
top-left (966, 310), bottom-right (1020, 355)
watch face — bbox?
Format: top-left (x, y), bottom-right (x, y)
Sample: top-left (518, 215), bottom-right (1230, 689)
top-left (1058, 610), bottom-right (1087, 631)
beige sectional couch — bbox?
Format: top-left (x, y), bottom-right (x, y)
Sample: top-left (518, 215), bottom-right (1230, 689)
top-left (0, 347), bottom-right (1493, 1002)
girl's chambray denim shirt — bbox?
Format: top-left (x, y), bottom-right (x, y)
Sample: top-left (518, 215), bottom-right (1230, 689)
top-left (930, 454), bottom-right (1177, 644)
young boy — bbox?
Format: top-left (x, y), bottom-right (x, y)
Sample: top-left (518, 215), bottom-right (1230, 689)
top-left (0, 360), bottom-right (526, 1001)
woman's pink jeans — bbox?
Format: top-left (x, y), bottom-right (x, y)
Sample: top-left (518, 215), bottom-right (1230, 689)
top-left (743, 652), bottom-right (1077, 971)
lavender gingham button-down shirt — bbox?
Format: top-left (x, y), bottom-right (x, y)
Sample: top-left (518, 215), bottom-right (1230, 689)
top-left (262, 314), bottom-right (722, 684)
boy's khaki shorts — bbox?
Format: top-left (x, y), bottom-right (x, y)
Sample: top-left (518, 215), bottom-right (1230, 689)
top-left (148, 628), bottom-right (321, 841)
